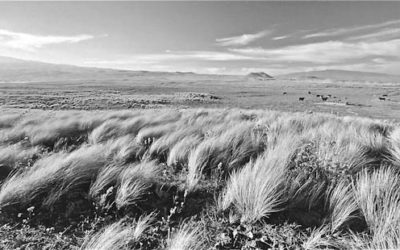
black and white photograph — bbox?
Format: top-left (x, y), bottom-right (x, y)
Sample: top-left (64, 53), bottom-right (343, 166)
top-left (0, 1), bottom-right (400, 249)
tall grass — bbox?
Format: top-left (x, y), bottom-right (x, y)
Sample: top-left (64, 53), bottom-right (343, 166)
top-left (0, 108), bottom-right (400, 249)
top-left (167, 223), bottom-right (204, 250)
top-left (0, 144), bottom-right (108, 207)
top-left (325, 179), bottom-right (358, 232)
top-left (353, 167), bottom-right (400, 245)
top-left (219, 137), bottom-right (298, 223)
top-left (81, 213), bottom-right (154, 250)
top-left (167, 134), bottom-right (203, 167)
top-left (388, 127), bottom-right (400, 166)
top-left (0, 143), bottom-right (41, 168)
top-left (115, 161), bottom-right (160, 209)
top-left (187, 122), bottom-right (264, 191)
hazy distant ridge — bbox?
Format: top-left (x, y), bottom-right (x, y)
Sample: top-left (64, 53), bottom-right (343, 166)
top-left (279, 70), bottom-right (400, 83)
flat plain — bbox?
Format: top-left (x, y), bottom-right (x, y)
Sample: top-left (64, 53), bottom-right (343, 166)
top-left (2, 69), bottom-right (400, 120)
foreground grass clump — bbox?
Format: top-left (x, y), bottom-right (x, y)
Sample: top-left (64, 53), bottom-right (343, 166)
top-left (81, 213), bottom-right (155, 250)
top-left (219, 137), bottom-right (297, 223)
top-left (0, 108), bottom-right (399, 249)
top-left (352, 167), bottom-right (400, 247)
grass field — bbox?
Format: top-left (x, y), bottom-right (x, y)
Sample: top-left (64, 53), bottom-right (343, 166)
top-left (2, 70), bottom-right (400, 121)
top-left (0, 107), bottom-right (399, 249)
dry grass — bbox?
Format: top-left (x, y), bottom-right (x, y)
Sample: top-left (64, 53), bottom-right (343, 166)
top-left (81, 213), bottom-right (154, 250)
top-left (0, 108), bottom-right (399, 249)
top-left (167, 223), bottom-right (204, 250)
top-left (219, 136), bottom-right (298, 223)
top-left (325, 179), bottom-right (358, 232)
top-left (0, 144), bottom-right (108, 207)
top-left (115, 161), bottom-right (160, 209)
top-left (353, 167), bottom-right (400, 245)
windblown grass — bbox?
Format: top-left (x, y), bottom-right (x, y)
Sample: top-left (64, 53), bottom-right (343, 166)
top-left (353, 167), bottom-right (400, 245)
top-left (0, 144), bottom-right (108, 207)
top-left (167, 223), bottom-right (204, 250)
top-left (219, 136), bottom-right (298, 223)
top-left (115, 161), bottom-right (160, 209)
top-left (325, 179), bottom-right (358, 232)
top-left (0, 108), bottom-right (398, 249)
top-left (81, 213), bottom-right (154, 250)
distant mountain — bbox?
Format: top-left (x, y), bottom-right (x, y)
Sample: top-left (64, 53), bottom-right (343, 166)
top-left (278, 70), bottom-right (400, 83)
top-left (247, 72), bottom-right (274, 80)
top-left (0, 56), bottom-right (201, 83)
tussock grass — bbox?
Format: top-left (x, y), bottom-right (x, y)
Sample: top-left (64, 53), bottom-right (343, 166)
top-left (302, 225), bottom-right (335, 250)
top-left (89, 163), bottom-right (127, 205)
top-left (136, 123), bottom-right (177, 144)
top-left (89, 111), bottom-right (180, 144)
top-left (115, 161), bottom-right (160, 209)
top-left (167, 223), bottom-right (204, 250)
top-left (388, 127), bottom-right (400, 166)
top-left (106, 135), bottom-right (146, 163)
top-left (167, 134), bottom-right (203, 167)
top-left (353, 167), bottom-right (400, 245)
top-left (149, 127), bottom-right (199, 160)
top-left (325, 179), bottom-right (358, 232)
top-left (0, 113), bottom-right (22, 129)
top-left (187, 122), bottom-right (264, 191)
top-left (219, 137), bottom-right (298, 223)
top-left (0, 144), bottom-right (108, 207)
top-left (0, 143), bottom-right (41, 168)
top-left (1, 108), bottom-right (400, 249)
top-left (81, 213), bottom-right (154, 250)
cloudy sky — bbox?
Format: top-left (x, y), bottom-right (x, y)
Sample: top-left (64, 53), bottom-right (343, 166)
top-left (0, 2), bottom-right (400, 75)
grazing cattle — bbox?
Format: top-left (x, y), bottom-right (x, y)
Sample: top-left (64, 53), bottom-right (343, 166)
top-left (379, 97), bottom-right (386, 101)
top-left (283, 92), bottom-right (287, 95)
top-left (308, 91), bottom-right (311, 94)
top-left (316, 94), bottom-right (320, 97)
top-left (299, 97), bottom-right (305, 101)
top-left (328, 94), bottom-right (332, 97)
top-left (321, 96), bottom-right (328, 101)
top-left (383, 94), bottom-right (388, 97)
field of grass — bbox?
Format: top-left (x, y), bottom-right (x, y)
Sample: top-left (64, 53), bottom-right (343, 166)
top-left (2, 71), bottom-right (400, 121)
top-left (0, 107), bottom-right (399, 249)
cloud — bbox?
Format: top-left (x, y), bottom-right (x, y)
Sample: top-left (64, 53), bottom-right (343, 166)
top-left (229, 39), bottom-right (400, 64)
top-left (347, 28), bottom-right (400, 41)
top-left (216, 30), bottom-right (270, 47)
top-left (272, 35), bottom-right (290, 40)
top-left (85, 51), bottom-right (254, 66)
top-left (303, 19), bottom-right (400, 39)
top-left (0, 29), bottom-right (95, 51)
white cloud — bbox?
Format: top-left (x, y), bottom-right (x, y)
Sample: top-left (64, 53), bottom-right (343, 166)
top-left (230, 39), bottom-right (400, 64)
top-left (0, 29), bottom-right (95, 51)
top-left (272, 35), bottom-right (290, 40)
top-left (85, 51), bottom-right (254, 66)
top-left (303, 19), bottom-right (400, 39)
top-left (216, 30), bottom-right (270, 47)
top-left (347, 28), bottom-right (400, 41)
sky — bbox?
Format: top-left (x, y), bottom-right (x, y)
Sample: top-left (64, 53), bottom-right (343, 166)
top-left (0, 2), bottom-right (400, 75)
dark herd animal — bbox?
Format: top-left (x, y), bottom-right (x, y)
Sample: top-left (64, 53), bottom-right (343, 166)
top-left (284, 91), bottom-right (391, 103)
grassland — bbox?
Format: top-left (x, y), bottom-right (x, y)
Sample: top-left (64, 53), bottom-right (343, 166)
top-left (0, 107), bottom-right (399, 249)
top-left (2, 70), bottom-right (400, 121)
